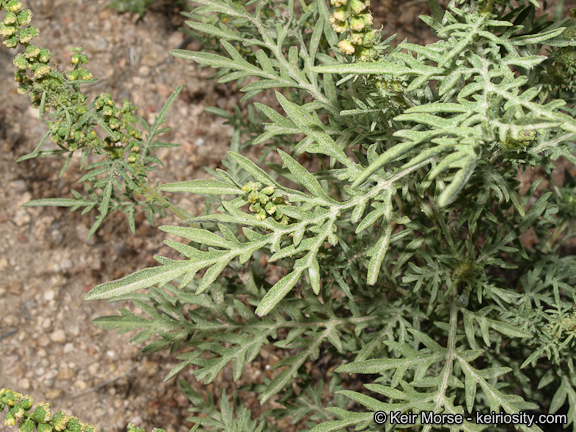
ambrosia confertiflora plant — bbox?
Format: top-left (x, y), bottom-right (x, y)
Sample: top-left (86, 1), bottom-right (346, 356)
top-left (3, 0), bottom-right (576, 430)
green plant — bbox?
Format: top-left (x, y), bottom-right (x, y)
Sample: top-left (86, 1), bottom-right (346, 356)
top-left (3, 0), bottom-right (576, 431)
top-left (108, 0), bottom-right (191, 17)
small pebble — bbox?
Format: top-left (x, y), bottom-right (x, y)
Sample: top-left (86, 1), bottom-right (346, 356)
top-left (45, 389), bottom-right (64, 399)
top-left (19, 378), bottom-right (30, 390)
top-left (50, 329), bottom-right (67, 344)
top-left (13, 210), bottom-right (30, 227)
top-left (74, 379), bottom-right (88, 390)
top-left (60, 258), bottom-right (72, 271)
top-left (6, 281), bottom-right (23, 295)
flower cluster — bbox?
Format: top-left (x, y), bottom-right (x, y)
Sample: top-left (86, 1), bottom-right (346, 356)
top-left (242, 181), bottom-right (291, 224)
top-left (0, 388), bottom-right (95, 432)
top-left (66, 47), bottom-right (92, 81)
top-left (543, 13), bottom-right (576, 90)
top-left (2, 1), bottom-right (146, 172)
top-left (501, 129), bottom-right (537, 151)
top-left (94, 93), bottom-right (143, 167)
top-left (1, 0), bottom-right (51, 84)
top-left (0, 1), bottom-right (36, 47)
top-left (329, 0), bottom-right (378, 61)
top-left (1, 389), bottom-right (167, 432)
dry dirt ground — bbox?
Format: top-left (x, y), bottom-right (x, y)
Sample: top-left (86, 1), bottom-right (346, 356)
top-left (0, 1), bottom-right (571, 432)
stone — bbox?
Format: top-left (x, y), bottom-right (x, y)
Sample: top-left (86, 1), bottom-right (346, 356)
top-left (50, 329), bottom-right (66, 344)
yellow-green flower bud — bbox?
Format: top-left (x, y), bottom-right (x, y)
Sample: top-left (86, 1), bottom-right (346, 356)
top-left (7, 1), bottom-right (23, 12)
top-left (19, 396), bottom-right (33, 410)
top-left (1, 389), bottom-right (22, 406)
top-left (265, 201), bottom-right (277, 215)
top-left (4, 11), bottom-right (17, 24)
top-left (0, 23), bottom-right (16, 36)
top-left (71, 54), bottom-right (80, 65)
top-left (37, 424), bottom-right (53, 432)
top-left (127, 423), bottom-right (144, 432)
top-left (330, 0), bottom-right (344, 6)
top-left (14, 70), bottom-right (25, 82)
top-left (38, 48), bottom-right (51, 63)
top-left (338, 39), bottom-right (355, 54)
top-left (18, 418), bottom-right (35, 432)
top-left (67, 70), bottom-right (78, 81)
top-left (109, 118), bottom-right (120, 129)
top-left (249, 203), bottom-right (261, 212)
top-left (248, 191), bottom-right (259, 203)
top-left (25, 44), bottom-right (40, 59)
top-left (35, 65), bottom-right (51, 78)
top-left (81, 72), bottom-right (92, 80)
top-left (13, 53), bottom-right (28, 69)
top-left (51, 412), bottom-right (70, 432)
top-left (66, 417), bottom-right (82, 432)
top-left (4, 413), bottom-right (16, 427)
top-left (16, 86), bottom-right (27, 94)
top-left (330, 19), bottom-right (347, 33)
top-left (255, 210), bottom-right (267, 221)
top-left (272, 196), bottom-right (285, 205)
top-left (259, 193), bottom-right (269, 204)
top-left (350, 33), bottom-right (363, 45)
top-left (3, 35), bottom-right (19, 48)
top-left (350, 17), bottom-right (365, 31)
top-left (363, 13), bottom-right (373, 26)
top-left (362, 30), bottom-right (376, 47)
top-left (57, 126), bottom-right (67, 137)
top-left (350, 0), bottom-right (368, 14)
top-left (17, 9), bottom-right (32, 25)
top-left (10, 405), bottom-right (25, 421)
top-left (262, 185), bottom-right (275, 195)
top-left (19, 26), bottom-right (39, 43)
top-left (331, 7), bottom-right (345, 22)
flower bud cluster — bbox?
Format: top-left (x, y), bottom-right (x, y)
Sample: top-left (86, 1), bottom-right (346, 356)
top-left (242, 182), bottom-right (291, 224)
top-left (127, 423), bottom-right (165, 432)
top-left (0, 1), bottom-right (36, 48)
top-left (329, 0), bottom-right (378, 61)
top-left (94, 93), bottom-right (142, 166)
top-left (543, 14), bottom-right (576, 90)
top-left (2, 1), bottom-right (147, 178)
top-left (66, 47), bottom-right (92, 81)
top-left (0, 388), bottom-right (96, 432)
top-left (1, 389), bottom-right (166, 432)
top-left (502, 129), bottom-right (537, 151)
top-left (1, 0), bottom-right (49, 84)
